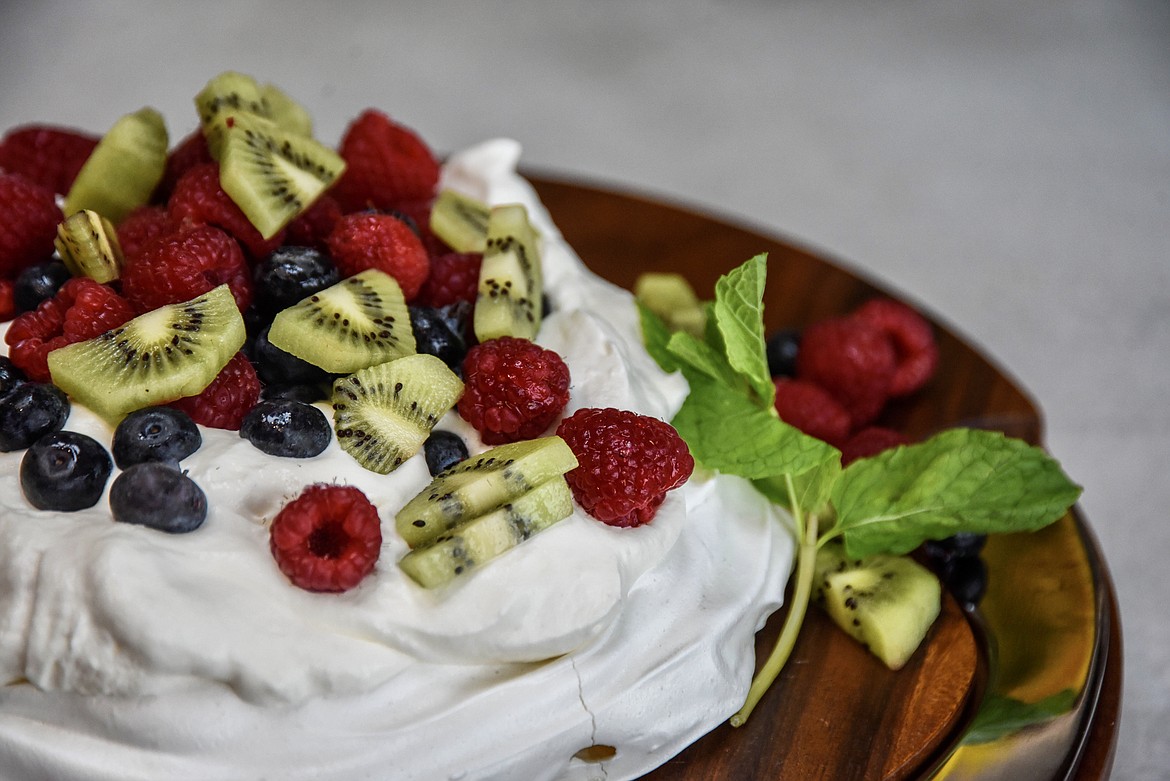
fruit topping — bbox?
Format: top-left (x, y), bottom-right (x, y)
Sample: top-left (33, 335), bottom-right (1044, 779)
top-left (63, 107), bottom-right (168, 224)
top-left (282, 194), bottom-right (342, 251)
top-left (111, 407), bottom-right (202, 469)
top-left (121, 224), bottom-right (252, 314)
top-left (852, 298), bottom-right (938, 397)
top-left (168, 161), bottom-right (284, 258)
top-left (331, 109), bottom-right (440, 212)
top-left (269, 483), bottom-right (382, 593)
top-left (194, 72), bottom-right (312, 158)
top-left (0, 124), bottom-right (99, 195)
top-left (422, 429), bottom-right (469, 476)
top-left (473, 204), bottom-right (543, 342)
top-left (331, 353), bottom-right (464, 474)
top-left (252, 245), bottom-right (340, 317)
top-left (416, 251), bottom-right (482, 309)
top-left (250, 326), bottom-right (334, 388)
top-left (54, 209), bottom-right (124, 283)
top-left (0, 280), bottom-right (14, 322)
top-left (0, 356), bottom-right (28, 397)
top-left (556, 408), bottom-right (694, 527)
top-left (409, 305), bottom-right (468, 370)
top-left (156, 129), bottom-right (214, 201)
top-left (13, 259), bottom-right (73, 314)
top-left (109, 462), bottom-right (208, 534)
top-left (325, 212), bottom-right (430, 301)
top-left (20, 430), bottom-right (112, 511)
top-left (168, 351), bottom-right (260, 430)
top-left (240, 398), bottom-right (332, 458)
top-left (839, 426), bottom-right (911, 466)
top-left (634, 272), bottom-right (707, 337)
top-left (116, 205), bottom-right (176, 266)
top-left (0, 173), bottom-right (63, 278)
top-left (796, 314), bottom-right (896, 427)
top-left (0, 382), bottom-right (69, 452)
top-left (772, 377), bottom-right (852, 447)
top-left (457, 337), bottom-right (570, 445)
top-left (764, 327), bottom-right (801, 379)
top-left (46, 284), bottom-right (245, 423)
top-left (428, 189), bottom-right (489, 254)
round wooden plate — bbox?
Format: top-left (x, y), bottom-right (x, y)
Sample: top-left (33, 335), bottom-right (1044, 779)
top-left (526, 174), bottom-right (1120, 781)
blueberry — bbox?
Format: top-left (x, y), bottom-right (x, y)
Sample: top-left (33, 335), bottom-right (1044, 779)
top-left (0, 356), bottom-right (28, 398)
top-left (111, 407), bottom-right (202, 469)
top-left (922, 532), bottom-right (988, 565)
top-left (14, 260), bottom-right (72, 313)
top-left (410, 306), bottom-right (467, 369)
top-left (944, 555), bottom-right (989, 608)
top-left (251, 327), bottom-right (334, 387)
top-left (262, 383), bottom-right (329, 404)
top-left (20, 431), bottom-right (113, 511)
top-left (253, 246), bottom-right (339, 316)
top-left (240, 399), bottom-right (331, 458)
top-left (109, 462), bottom-right (207, 534)
top-left (765, 328), bottom-right (801, 378)
top-left (0, 382), bottom-right (69, 452)
top-left (424, 430), bottom-right (469, 475)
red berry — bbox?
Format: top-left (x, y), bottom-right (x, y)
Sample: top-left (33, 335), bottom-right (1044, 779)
top-left (0, 125), bottom-right (99, 195)
top-left (796, 315), bottom-right (895, 427)
top-left (556, 408), bottom-right (694, 527)
top-left (117, 205), bottom-right (177, 266)
top-left (283, 194), bottom-right (342, 251)
top-left (167, 352), bottom-right (260, 430)
top-left (331, 109), bottom-right (440, 212)
top-left (416, 251), bottom-right (482, 307)
top-left (458, 337), bottom-right (571, 445)
top-left (772, 377), bottom-right (853, 445)
top-left (269, 483), bottom-right (383, 593)
top-left (0, 279), bottom-right (15, 322)
top-left (168, 162), bottom-right (283, 259)
top-left (852, 299), bottom-right (938, 397)
top-left (839, 426), bottom-right (911, 466)
top-left (5, 278), bottom-right (135, 382)
top-left (325, 212), bottom-right (430, 300)
top-left (0, 174), bottom-right (63, 278)
top-left (121, 224), bottom-right (252, 314)
top-left (155, 129), bottom-right (214, 201)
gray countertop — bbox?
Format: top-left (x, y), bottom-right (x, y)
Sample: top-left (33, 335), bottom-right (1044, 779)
top-left (1, 1), bottom-right (1165, 778)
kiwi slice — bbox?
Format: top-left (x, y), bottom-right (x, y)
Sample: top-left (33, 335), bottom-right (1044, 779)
top-left (813, 542), bottom-right (942, 670)
top-left (46, 285), bottom-right (246, 423)
top-left (473, 203), bottom-right (543, 342)
top-left (55, 210), bottom-right (124, 283)
top-left (429, 189), bottom-right (490, 253)
top-left (634, 272), bottom-right (707, 337)
top-left (261, 82), bottom-right (313, 137)
top-left (398, 476), bottom-right (574, 588)
top-left (332, 354), bottom-right (464, 474)
top-left (268, 269), bottom-right (416, 374)
top-left (196, 71), bottom-right (313, 158)
top-left (63, 107), bottom-right (168, 224)
top-left (217, 112), bottom-right (346, 240)
top-left (396, 435), bottom-right (578, 548)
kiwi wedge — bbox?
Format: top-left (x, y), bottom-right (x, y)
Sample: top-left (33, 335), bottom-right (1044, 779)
top-left (63, 107), bottom-right (168, 224)
top-left (332, 354), bottom-right (464, 474)
top-left (46, 285), bottom-right (246, 423)
top-left (195, 71), bottom-right (313, 158)
top-left (268, 269), bottom-right (416, 374)
top-left (398, 476), bottom-right (574, 588)
top-left (429, 189), bottom-right (490, 253)
top-left (473, 203), bottom-right (543, 342)
top-left (634, 272), bottom-right (707, 337)
top-left (813, 542), bottom-right (941, 670)
top-left (55, 209), bottom-right (124, 283)
top-left (396, 435), bottom-right (578, 548)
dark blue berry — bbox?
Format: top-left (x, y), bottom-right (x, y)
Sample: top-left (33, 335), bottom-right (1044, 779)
top-left (410, 306), bottom-right (467, 370)
top-left (0, 356), bottom-right (28, 398)
top-left (111, 407), bottom-right (202, 469)
top-left (944, 555), bottom-right (988, 608)
top-left (262, 382), bottom-right (328, 404)
top-left (766, 328), bottom-right (801, 378)
top-left (240, 399), bottom-right (331, 458)
top-left (20, 431), bottom-right (113, 511)
top-left (251, 327), bottom-right (334, 387)
top-left (0, 382), bottom-right (69, 452)
top-left (424, 430), bottom-right (469, 475)
top-left (253, 246), bottom-right (340, 316)
top-left (109, 462), bottom-right (207, 533)
top-left (922, 532), bottom-right (988, 564)
top-left (14, 260), bottom-right (71, 313)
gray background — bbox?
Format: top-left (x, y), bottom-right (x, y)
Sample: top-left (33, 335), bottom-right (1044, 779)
top-left (1, 1), bottom-right (1166, 778)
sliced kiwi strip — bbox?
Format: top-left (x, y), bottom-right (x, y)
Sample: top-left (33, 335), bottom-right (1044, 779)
top-left (332, 354), bottom-right (464, 474)
top-left (46, 285), bottom-right (246, 424)
top-left (429, 189), bottom-right (490, 253)
top-left (196, 71), bottom-right (314, 158)
top-left (398, 476), bottom-right (574, 588)
top-left (396, 435), bottom-right (578, 548)
top-left (473, 203), bottom-right (543, 342)
top-left (55, 210), bottom-right (124, 283)
top-left (634, 272), bottom-right (707, 337)
top-left (268, 269), bottom-right (415, 374)
top-left (63, 107), bottom-right (168, 224)
top-left (813, 542), bottom-right (941, 670)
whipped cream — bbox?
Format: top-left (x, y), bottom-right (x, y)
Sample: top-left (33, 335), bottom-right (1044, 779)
top-left (0, 140), bottom-right (796, 781)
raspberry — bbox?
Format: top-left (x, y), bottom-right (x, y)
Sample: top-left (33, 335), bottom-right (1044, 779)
top-left (0, 125), bottom-right (99, 195)
top-left (458, 337), bottom-right (571, 445)
top-left (331, 109), bottom-right (440, 212)
top-left (839, 426), bottom-right (911, 466)
top-left (168, 162), bottom-right (284, 259)
top-left (325, 212), bottom-right (430, 300)
top-left (0, 279), bottom-right (14, 322)
top-left (416, 252), bottom-right (481, 307)
top-left (121, 224), bottom-right (252, 313)
top-left (0, 174), bottom-right (63, 278)
top-left (117, 205), bottom-right (177, 266)
top-left (167, 352), bottom-right (260, 430)
top-left (269, 483), bottom-right (382, 593)
top-left (796, 315), bottom-right (895, 427)
top-left (283, 194), bottom-right (342, 251)
top-left (5, 278), bottom-right (135, 382)
top-left (556, 408), bottom-right (694, 527)
top-left (155, 129), bottom-right (213, 201)
top-left (852, 298), bottom-right (938, 397)
top-left (772, 377), bottom-right (853, 446)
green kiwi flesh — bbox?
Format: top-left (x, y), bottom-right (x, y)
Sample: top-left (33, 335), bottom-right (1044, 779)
top-left (396, 435), bottom-right (578, 548)
top-left (268, 269), bottom-right (415, 374)
top-left (398, 476), bottom-right (574, 588)
top-left (473, 203), bottom-right (543, 341)
top-left (54, 210), bottom-right (124, 283)
top-left (331, 354), bottom-right (464, 474)
top-left (429, 189), bottom-right (490, 253)
top-left (195, 71), bottom-right (315, 157)
top-left (63, 107), bottom-right (168, 223)
top-left (634, 272), bottom-right (707, 337)
top-left (46, 285), bottom-right (245, 423)
top-left (813, 542), bottom-right (941, 670)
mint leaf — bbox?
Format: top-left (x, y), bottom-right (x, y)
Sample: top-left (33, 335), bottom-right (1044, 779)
top-left (754, 455), bottom-right (842, 517)
top-left (667, 330), bottom-right (743, 389)
top-left (963, 689), bottom-right (1077, 744)
top-left (830, 429), bottom-right (1083, 557)
top-left (713, 254), bottom-right (774, 407)
top-left (637, 301), bottom-right (680, 373)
